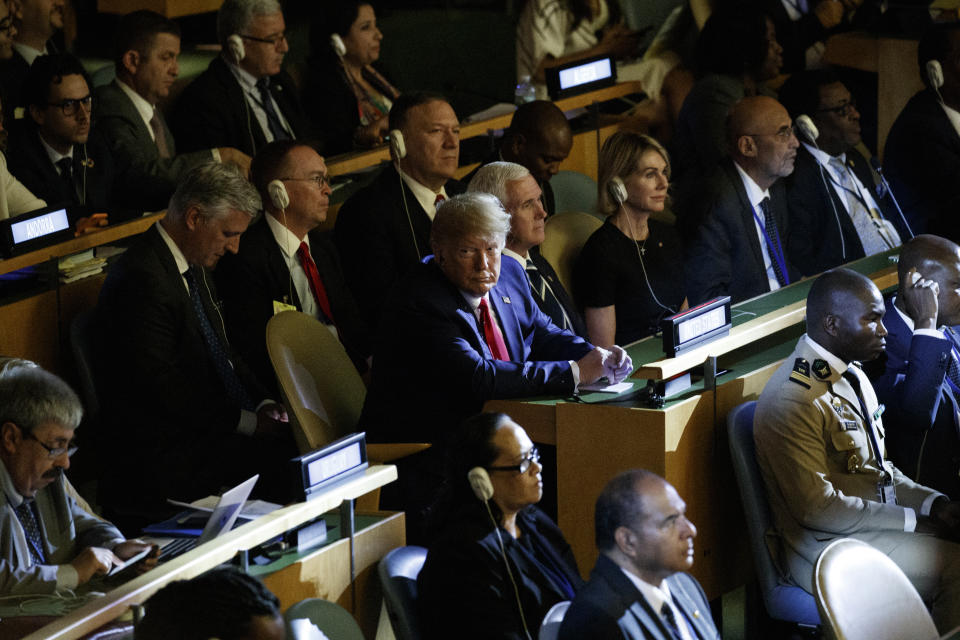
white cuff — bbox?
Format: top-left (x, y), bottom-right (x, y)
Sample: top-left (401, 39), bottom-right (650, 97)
top-left (921, 492), bottom-right (946, 516)
top-left (56, 564), bottom-right (79, 590)
top-left (569, 360), bottom-right (580, 393)
top-left (211, 148), bottom-right (221, 163)
top-left (237, 409), bottom-right (257, 436)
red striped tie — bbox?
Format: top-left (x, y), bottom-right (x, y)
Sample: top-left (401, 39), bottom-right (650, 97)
top-left (479, 297), bottom-right (510, 360)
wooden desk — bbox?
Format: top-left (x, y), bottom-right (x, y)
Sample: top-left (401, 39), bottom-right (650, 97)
top-left (485, 250), bottom-right (900, 600)
top-left (24, 465), bottom-right (398, 640)
top-left (823, 32), bottom-right (923, 157)
top-left (96, 0), bottom-right (222, 18)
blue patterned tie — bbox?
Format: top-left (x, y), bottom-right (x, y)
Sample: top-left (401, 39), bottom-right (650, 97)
top-left (759, 197), bottom-right (787, 286)
top-left (256, 78), bottom-right (291, 142)
top-left (15, 501), bottom-right (46, 564)
top-left (183, 267), bottom-right (255, 411)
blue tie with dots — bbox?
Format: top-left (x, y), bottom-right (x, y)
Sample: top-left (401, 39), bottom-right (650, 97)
top-left (15, 501), bottom-right (46, 564)
top-left (183, 267), bottom-right (255, 411)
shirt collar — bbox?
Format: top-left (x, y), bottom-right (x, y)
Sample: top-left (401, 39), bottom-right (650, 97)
top-left (733, 161), bottom-right (771, 208)
top-left (399, 170), bottom-right (447, 221)
top-left (39, 133), bottom-right (72, 166)
top-left (0, 458), bottom-right (24, 508)
top-left (13, 43), bottom-right (44, 66)
top-left (265, 211), bottom-right (308, 259)
top-left (116, 78), bottom-right (156, 127)
top-left (802, 142), bottom-right (846, 168)
top-left (156, 221), bottom-right (190, 276)
top-left (502, 247), bottom-right (529, 266)
top-left (619, 567), bottom-right (675, 618)
top-left (226, 59), bottom-right (260, 93)
top-left (803, 334), bottom-right (850, 376)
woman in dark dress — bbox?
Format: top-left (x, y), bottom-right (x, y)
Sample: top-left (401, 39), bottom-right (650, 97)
top-left (418, 412), bottom-right (582, 640)
top-left (302, 2), bottom-right (399, 156)
top-left (575, 132), bottom-right (687, 346)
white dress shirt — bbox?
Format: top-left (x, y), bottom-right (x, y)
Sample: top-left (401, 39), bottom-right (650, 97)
top-left (226, 60), bottom-right (293, 144)
top-left (620, 568), bottom-right (694, 640)
top-left (399, 170), bottom-right (448, 221)
top-left (734, 162), bottom-right (782, 293)
top-left (13, 43), bottom-right (45, 66)
top-left (117, 79), bottom-right (218, 161)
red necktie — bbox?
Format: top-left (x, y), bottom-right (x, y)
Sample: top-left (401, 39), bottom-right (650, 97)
top-left (478, 297), bottom-right (510, 360)
top-left (435, 193), bottom-right (445, 206)
top-left (297, 242), bottom-right (336, 325)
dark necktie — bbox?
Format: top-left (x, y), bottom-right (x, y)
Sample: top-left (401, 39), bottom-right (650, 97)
top-left (943, 328), bottom-right (960, 389)
top-left (183, 267), bottom-right (255, 411)
top-left (759, 197), bottom-right (787, 287)
top-left (841, 369), bottom-right (887, 473)
top-left (525, 258), bottom-right (571, 332)
top-left (434, 193), bottom-right (445, 207)
top-left (478, 297), bottom-right (510, 360)
top-left (56, 157), bottom-right (79, 203)
top-left (150, 108), bottom-right (171, 159)
top-left (660, 601), bottom-right (685, 640)
top-left (297, 242), bottom-right (335, 325)
top-left (14, 501), bottom-right (46, 564)
top-left (256, 78), bottom-right (291, 142)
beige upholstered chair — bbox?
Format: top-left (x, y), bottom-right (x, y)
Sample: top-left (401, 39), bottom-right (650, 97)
top-left (814, 538), bottom-right (938, 640)
top-left (538, 211), bottom-right (603, 300)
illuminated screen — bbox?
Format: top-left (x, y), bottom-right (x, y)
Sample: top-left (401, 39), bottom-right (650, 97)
top-left (678, 306), bottom-right (727, 344)
top-left (307, 442), bottom-right (362, 486)
top-left (559, 58), bottom-right (612, 90)
top-left (10, 209), bottom-right (69, 244)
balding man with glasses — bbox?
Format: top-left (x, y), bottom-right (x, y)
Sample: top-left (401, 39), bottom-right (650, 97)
top-left (0, 367), bottom-right (156, 596)
top-left (173, 0), bottom-right (311, 158)
top-left (684, 95), bottom-right (802, 305)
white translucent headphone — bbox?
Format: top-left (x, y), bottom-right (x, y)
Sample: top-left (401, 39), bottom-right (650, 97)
top-left (928, 59), bottom-right (944, 90)
top-left (608, 176), bottom-right (628, 206)
top-left (227, 34), bottom-right (245, 64)
top-left (389, 129), bottom-right (407, 160)
top-left (468, 467), bottom-right (493, 501)
top-left (267, 179), bottom-right (289, 210)
top-left (330, 33), bottom-right (347, 58)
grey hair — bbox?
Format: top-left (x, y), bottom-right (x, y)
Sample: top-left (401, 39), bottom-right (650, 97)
top-left (217, 0), bottom-right (282, 47)
top-left (431, 193), bottom-right (512, 251)
top-left (466, 162), bottom-right (532, 211)
top-left (168, 162), bottom-right (262, 223)
top-left (0, 368), bottom-right (83, 434)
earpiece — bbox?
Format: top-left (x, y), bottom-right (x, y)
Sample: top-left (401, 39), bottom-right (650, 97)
top-left (389, 129), bottom-right (406, 160)
top-left (927, 60), bottom-right (944, 90)
top-left (795, 114), bottom-right (819, 143)
top-left (267, 179), bottom-right (289, 210)
top-left (330, 33), bottom-right (347, 58)
top-left (468, 467), bottom-right (494, 502)
top-left (227, 34), bottom-right (245, 64)
top-left (608, 176), bottom-right (627, 206)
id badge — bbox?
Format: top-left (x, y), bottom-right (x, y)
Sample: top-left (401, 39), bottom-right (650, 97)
top-left (877, 473), bottom-right (896, 504)
top-left (273, 300), bottom-right (296, 315)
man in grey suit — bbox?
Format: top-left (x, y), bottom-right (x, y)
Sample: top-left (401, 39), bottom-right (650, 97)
top-left (755, 268), bottom-right (960, 632)
top-left (559, 469), bottom-right (719, 640)
top-left (94, 10), bottom-right (250, 211)
top-left (0, 367), bottom-right (155, 596)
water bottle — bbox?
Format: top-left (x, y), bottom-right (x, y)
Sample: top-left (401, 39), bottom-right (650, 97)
top-left (515, 76), bottom-right (536, 105)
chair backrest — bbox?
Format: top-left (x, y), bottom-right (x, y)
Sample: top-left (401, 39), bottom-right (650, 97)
top-left (538, 600), bottom-right (571, 640)
top-left (70, 308), bottom-right (100, 419)
top-left (378, 545), bottom-right (428, 640)
top-left (814, 538), bottom-right (939, 640)
top-left (727, 401), bottom-right (820, 626)
top-left (539, 211), bottom-right (603, 298)
top-left (284, 598), bottom-right (364, 640)
top-left (550, 170), bottom-right (598, 215)
top-left (266, 311), bottom-right (366, 452)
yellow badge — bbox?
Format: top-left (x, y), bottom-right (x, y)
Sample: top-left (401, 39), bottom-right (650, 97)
top-left (272, 300), bottom-right (296, 315)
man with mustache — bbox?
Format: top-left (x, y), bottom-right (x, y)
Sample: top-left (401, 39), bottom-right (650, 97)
top-left (559, 469), bottom-right (720, 640)
top-left (0, 367), bottom-right (155, 596)
top-left (684, 95), bottom-right (801, 305)
top-left (755, 268), bottom-right (960, 633)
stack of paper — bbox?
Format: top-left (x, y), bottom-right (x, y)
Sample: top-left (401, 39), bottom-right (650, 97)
top-left (59, 249), bottom-right (106, 283)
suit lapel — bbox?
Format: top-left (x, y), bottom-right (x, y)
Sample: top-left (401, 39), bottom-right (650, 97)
top-left (489, 284), bottom-right (522, 361)
top-left (668, 575), bottom-right (713, 640)
top-left (726, 162), bottom-right (766, 274)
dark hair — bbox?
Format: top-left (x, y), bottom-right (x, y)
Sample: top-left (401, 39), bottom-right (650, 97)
top-left (24, 53), bottom-right (91, 112)
top-left (918, 22), bottom-right (960, 88)
top-left (388, 90), bottom-right (448, 132)
top-left (805, 267), bottom-right (873, 330)
top-left (250, 139), bottom-right (318, 202)
top-left (307, 0), bottom-right (373, 58)
top-left (113, 9), bottom-right (181, 70)
top-left (777, 68), bottom-right (843, 120)
top-left (135, 566), bottom-right (280, 640)
top-left (695, 4), bottom-right (771, 78)
top-left (504, 99), bottom-right (570, 143)
top-left (594, 469), bottom-right (658, 552)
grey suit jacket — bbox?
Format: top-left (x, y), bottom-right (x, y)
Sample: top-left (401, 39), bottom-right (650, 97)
top-left (94, 80), bottom-right (213, 211)
top-left (0, 460), bottom-right (123, 595)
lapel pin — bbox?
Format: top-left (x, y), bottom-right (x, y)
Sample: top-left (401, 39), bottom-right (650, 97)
top-left (502, 296), bottom-right (511, 304)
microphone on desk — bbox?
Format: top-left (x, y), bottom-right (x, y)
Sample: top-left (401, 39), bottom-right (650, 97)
top-left (796, 114), bottom-right (847, 261)
top-left (868, 156), bottom-right (914, 240)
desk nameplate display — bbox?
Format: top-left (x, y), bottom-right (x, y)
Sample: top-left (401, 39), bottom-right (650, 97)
top-left (291, 432), bottom-right (369, 501)
top-left (546, 55), bottom-right (616, 100)
top-left (661, 297), bottom-right (732, 357)
top-left (0, 207), bottom-right (73, 258)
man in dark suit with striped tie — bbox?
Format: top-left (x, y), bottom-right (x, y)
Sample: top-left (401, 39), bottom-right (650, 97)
top-left (870, 235), bottom-right (960, 499)
top-left (468, 161), bottom-right (587, 338)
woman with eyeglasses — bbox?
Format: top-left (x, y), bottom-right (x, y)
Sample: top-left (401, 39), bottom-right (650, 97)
top-left (418, 412), bottom-right (582, 640)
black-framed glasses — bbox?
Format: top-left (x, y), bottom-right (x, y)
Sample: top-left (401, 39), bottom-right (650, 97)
top-left (488, 446), bottom-right (540, 474)
top-left (48, 95), bottom-right (92, 117)
top-left (818, 98), bottom-right (857, 118)
top-left (282, 174), bottom-right (331, 190)
top-left (24, 432), bottom-right (77, 459)
top-left (744, 124), bottom-right (797, 141)
top-left (241, 32), bottom-right (287, 48)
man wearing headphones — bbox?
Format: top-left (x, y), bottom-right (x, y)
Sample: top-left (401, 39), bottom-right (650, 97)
top-left (885, 22), bottom-right (960, 241)
top-left (215, 140), bottom-right (370, 392)
top-left (0, 0), bottom-right (64, 123)
top-left (6, 53), bottom-right (118, 217)
top-left (172, 0), bottom-right (309, 157)
top-left (334, 91), bottom-right (466, 327)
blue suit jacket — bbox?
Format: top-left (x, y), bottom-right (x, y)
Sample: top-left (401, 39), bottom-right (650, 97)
top-left (869, 300), bottom-right (960, 498)
top-left (360, 256), bottom-right (593, 445)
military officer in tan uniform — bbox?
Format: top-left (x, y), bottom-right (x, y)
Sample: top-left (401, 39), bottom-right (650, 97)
top-left (755, 267), bottom-right (960, 633)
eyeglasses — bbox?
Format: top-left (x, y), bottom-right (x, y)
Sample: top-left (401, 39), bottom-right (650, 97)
top-left (241, 32), bottom-right (287, 48)
top-left (24, 432), bottom-right (77, 459)
top-left (0, 17), bottom-right (14, 36)
top-left (48, 95), bottom-right (92, 117)
top-left (282, 174), bottom-right (331, 190)
top-left (818, 98), bottom-right (857, 118)
top-left (745, 124), bottom-right (797, 141)
top-left (488, 446), bottom-right (540, 474)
